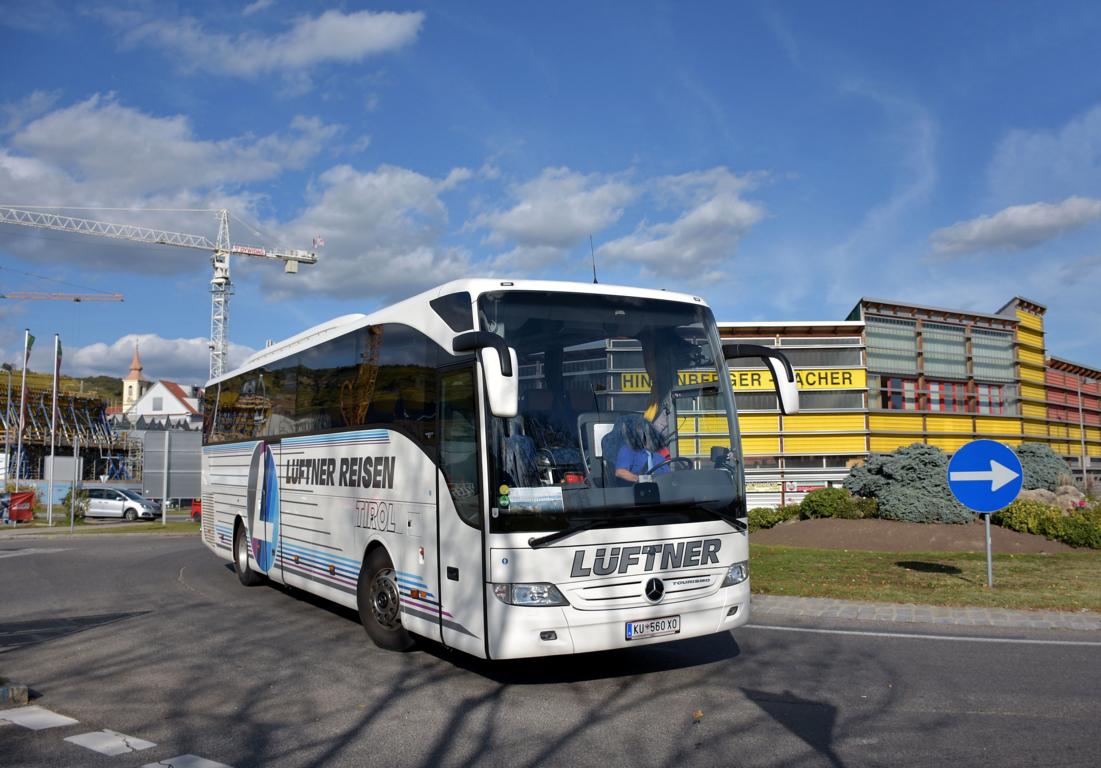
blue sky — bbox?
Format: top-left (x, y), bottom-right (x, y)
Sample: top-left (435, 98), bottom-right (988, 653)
top-left (2, 1), bottom-right (1100, 387)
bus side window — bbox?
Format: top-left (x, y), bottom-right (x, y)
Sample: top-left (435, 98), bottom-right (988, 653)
top-left (439, 368), bottom-right (481, 529)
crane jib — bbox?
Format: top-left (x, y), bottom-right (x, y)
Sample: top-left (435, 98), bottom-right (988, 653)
top-left (0, 205), bottom-right (318, 381)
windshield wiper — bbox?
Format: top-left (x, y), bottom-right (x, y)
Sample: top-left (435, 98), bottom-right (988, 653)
top-left (528, 515), bottom-right (650, 549)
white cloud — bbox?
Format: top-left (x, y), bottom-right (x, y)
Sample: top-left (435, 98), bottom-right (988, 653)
top-left (9, 95), bottom-right (339, 198)
top-left (473, 167), bottom-right (637, 270)
top-left (930, 197), bottom-right (1101, 255)
top-left (988, 104), bottom-right (1101, 205)
top-left (599, 167), bottom-right (764, 278)
top-left (1, 90), bottom-right (60, 135)
top-left (120, 9), bottom-right (424, 79)
top-left (23, 333), bottom-right (256, 386)
top-left (255, 163), bottom-right (474, 301)
top-left (0, 95), bottom-right (341, 273)
top-left (242, 0), bottom-right (274, 16)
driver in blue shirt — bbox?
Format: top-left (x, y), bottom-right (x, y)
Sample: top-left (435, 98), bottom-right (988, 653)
top-left (614, 416), bottom-right (670, 483)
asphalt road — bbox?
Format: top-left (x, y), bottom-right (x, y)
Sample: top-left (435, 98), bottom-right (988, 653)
top-left (1, 536), bottom-right (1099, 768)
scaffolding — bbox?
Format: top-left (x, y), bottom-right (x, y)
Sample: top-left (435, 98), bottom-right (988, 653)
top-left (1, 384), bottom-right (139, 482)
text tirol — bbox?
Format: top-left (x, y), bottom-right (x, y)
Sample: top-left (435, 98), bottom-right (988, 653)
top-left (284, 456), bottom-right (396, 489)
top-left (570, 538), bottom-right (722, 577)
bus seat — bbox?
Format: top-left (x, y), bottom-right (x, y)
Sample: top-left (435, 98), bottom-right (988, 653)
top-left (577, 412), bottom-right (620, 487)
top-left (502, 431), bottom-right (538, 487)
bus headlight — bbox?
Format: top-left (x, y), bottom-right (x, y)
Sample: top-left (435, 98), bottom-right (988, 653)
top-left (492, 583), bottom-right (569, 607)
top-left (721, 561), bottom-right (749, 587)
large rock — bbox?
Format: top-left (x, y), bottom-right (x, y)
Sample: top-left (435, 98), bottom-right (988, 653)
top-left (1054, 485), bottom-right (1086, 512)
top-left (1018, 488), bottom-right (1057, 505)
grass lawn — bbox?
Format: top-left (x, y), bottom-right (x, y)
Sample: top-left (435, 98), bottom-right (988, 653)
top-left (83, 521), bottom-right (201, 534)
top-left (750, 544), bottom-right (1101, 612)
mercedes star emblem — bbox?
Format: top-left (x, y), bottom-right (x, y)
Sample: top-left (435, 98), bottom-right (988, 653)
top-left (644, 577), bottom-right (665, 603)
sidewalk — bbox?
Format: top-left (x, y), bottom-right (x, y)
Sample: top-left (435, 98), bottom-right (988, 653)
top-left (752, 594), bottom-right (1101, 631)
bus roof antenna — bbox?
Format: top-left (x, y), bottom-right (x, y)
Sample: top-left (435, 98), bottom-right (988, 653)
top-left (590, 234), bottom-right (598, 284)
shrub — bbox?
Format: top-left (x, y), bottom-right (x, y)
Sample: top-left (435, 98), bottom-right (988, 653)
top-left (777, 503), bottom-right (801, 520)
top-left (1058, 513), bottom-right (1101, 549)
top-left (748, 505), bottom-right (800, 532)
top-left (992, 500), bottom-right (1101, 549)
top-left (853, 495), bottom-right (879, 519)
top-left (844, 443), bottom-right (972, 524)
top-left (799, 487), bottom-right (863, 520)
top-left (60, 487), bottom-right (89, 520)
top-left (991, 499), bottom-right (1063, 538)
top-left (1015, 443), bottom-right (1074, 492)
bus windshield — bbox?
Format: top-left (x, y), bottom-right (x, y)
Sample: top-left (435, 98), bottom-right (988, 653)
top-left (478, 290), bottom-right (744, 535)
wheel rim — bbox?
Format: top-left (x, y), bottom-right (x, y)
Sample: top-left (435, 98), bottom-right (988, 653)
top-left (369, 568), bottom-right (402, 630)
top-left (236, 530), bottom-right (248, 571)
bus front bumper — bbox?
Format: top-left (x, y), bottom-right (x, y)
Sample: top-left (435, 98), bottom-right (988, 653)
top-left (485, 580), bottom-right (750, 660)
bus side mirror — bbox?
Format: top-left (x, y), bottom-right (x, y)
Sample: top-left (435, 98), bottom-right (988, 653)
top-left (481, 346), bottom-right (519, 418)
top-left (723, 343), bottom-right (800, 415)
top-left (452, 331), bottom-right (519, 418)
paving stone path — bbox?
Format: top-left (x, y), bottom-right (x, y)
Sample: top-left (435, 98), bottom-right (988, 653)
top-left (752, 594), bottom-right (1101, 631)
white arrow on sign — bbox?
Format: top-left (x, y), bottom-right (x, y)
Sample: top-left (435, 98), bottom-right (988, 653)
top-left (949, 459), bottom-right (1020, 492)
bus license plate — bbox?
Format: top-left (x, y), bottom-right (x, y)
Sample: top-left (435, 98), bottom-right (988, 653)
top-left (625, 615), bottom-right (680, 640)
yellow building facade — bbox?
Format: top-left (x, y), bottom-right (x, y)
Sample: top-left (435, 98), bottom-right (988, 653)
top-left (717, 296), bottom-right (1100, 506)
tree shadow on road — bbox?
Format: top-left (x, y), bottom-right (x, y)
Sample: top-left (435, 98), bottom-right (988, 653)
top-left (742, 687), bottom-right (847, 768)
top-left (0, 611), bottom-right (151, 653)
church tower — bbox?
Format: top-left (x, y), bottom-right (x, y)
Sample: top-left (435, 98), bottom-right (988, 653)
top-left (122, 345), bottom-right (150, 412)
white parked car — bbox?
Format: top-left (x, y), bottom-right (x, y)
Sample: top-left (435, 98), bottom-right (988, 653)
top-left (85, 488), bottom-right (162, 521)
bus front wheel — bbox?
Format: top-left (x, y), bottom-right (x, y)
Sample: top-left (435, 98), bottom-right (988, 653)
top-left (234, 523), bottom-right (266, 587)
top-left (358, 548), bottom-right (415, 652)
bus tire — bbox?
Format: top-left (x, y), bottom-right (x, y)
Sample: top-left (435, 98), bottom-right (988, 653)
top-left (234, 522), bottom-right (266, 587)
top-left (358, 548), bottom-right (415, 652)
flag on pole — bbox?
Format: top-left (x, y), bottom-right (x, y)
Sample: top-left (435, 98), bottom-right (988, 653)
top-left (24, 333), bottom-right (35, 367)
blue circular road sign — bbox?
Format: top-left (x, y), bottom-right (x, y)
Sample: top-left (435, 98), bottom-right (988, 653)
top-left (947, 439), bottom-right (1023, 514)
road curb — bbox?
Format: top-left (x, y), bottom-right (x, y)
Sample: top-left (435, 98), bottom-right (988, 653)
top-left (0, 531), bottom-right (199, 541)
top-left (752, 594), bottom-right (1101, 631)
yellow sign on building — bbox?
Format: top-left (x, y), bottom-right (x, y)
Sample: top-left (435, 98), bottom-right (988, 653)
top-left (621, 368), bottom-right (866, 393)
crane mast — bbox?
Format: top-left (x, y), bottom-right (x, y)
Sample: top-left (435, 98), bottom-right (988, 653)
top-left (0, 206), bottom-right (318, 380)
top-left (211, 210), bottom-right (231, 381)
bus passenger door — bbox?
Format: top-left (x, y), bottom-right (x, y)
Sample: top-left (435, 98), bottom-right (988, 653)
top-left (436, 366), bottom-right (487, 657)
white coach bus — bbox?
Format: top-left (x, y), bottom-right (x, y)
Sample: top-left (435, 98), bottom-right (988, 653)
top-left (200, 279), bottom-right (798, 660)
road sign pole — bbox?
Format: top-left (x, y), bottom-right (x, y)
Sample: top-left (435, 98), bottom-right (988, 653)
top-left (948, 440), bottom-right (1024, 593)
top-left (984, 512), bottom-right (993, 588)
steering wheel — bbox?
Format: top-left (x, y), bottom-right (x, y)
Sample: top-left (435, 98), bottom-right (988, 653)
top-left (648, 456), bottom-right (695, 474)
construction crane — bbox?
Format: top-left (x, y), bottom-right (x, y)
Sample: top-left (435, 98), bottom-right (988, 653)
top-left (0, 207), bottom-right (318, 380)
top-left (1, 291), bottom-right (124, 302)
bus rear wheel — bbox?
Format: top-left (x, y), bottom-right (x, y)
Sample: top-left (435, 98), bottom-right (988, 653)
top-left (234, 522), bottom-right (266, 587)
top-left (358, 548), bottom-right (415, 651)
